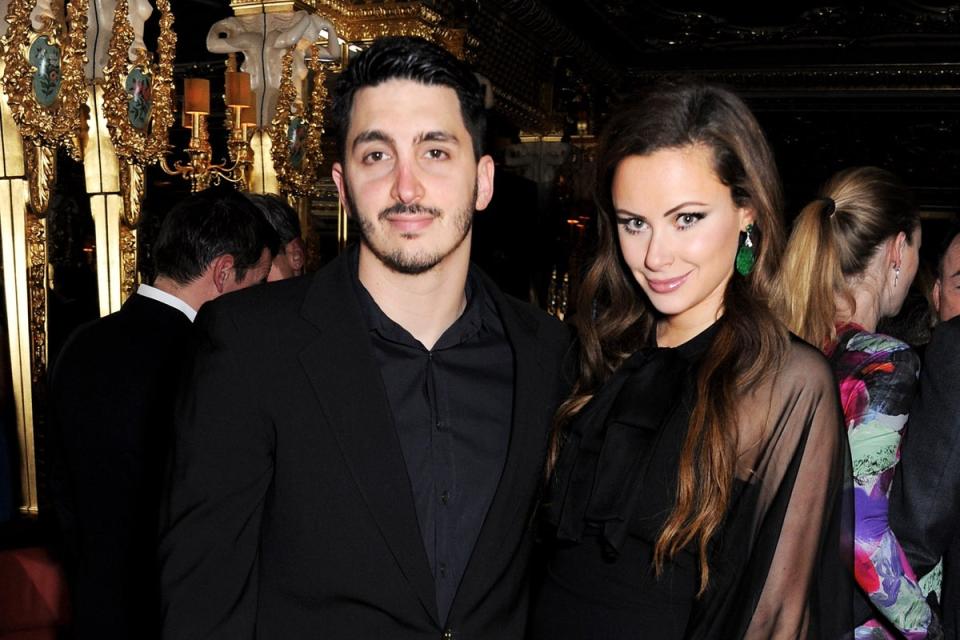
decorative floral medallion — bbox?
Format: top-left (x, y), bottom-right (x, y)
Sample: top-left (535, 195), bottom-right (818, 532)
top-left (28, 36), bottom-right (62, 107)
top-left (125, 66), bottom-right (153, 130)
top-left (287, 116), bottom-right (307, 170)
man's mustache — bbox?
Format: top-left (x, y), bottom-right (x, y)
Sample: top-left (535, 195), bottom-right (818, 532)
top-left (378, 203), bottom-right (442, 220)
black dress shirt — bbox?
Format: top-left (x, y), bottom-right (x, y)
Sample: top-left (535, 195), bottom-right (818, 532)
top-left (353, 262), bottom-right (515, 625)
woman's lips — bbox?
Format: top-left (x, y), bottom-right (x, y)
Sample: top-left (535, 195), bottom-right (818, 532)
top-left (646, 270), bottom-right (692, 294)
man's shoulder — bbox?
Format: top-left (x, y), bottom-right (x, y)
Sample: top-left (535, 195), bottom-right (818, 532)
top-left (933, 315), bottom-right (960, 344)
top-left (481, 279), bottom-right (570, 348)
top-left (52, 296), bottom-right (190, 387)
top-left (198, 257), bottom-right (351, 338)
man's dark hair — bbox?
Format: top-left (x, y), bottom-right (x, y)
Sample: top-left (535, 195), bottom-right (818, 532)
top-left (247, 193), bottom-right (302, 249)
top-left (153, 188), bottom-right (279, 285)
top-left (331, 36), bottom-right (487, 162)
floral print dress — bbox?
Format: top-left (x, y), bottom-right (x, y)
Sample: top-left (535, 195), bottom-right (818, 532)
top-left (825, 323), bottom-right (936, 639)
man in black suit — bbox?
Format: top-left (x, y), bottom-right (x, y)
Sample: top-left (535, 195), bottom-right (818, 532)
top-left (49, 189), bottom-right (278, 639)
top-left (159, 37), bottom-right (572, 639)
top-left (891, 225), bottom-right (960, 637)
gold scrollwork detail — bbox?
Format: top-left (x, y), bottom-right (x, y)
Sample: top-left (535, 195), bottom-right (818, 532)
top-left (119, 223), bottom-right (138, 302)
top-left (313, 1), bottom-right (447, 45)
top-left (21, 142), bottom-right (57, 217)
top-left (101, 0), bottom-right (176, 164)
top-left (119, 162), bottom-right (144, 227)
top-left (270, 44), bottom-right (329, 197)
top-left (25, 213), bottom-right (47, 382)
top-left (1, 0), bottom-right (88, 155)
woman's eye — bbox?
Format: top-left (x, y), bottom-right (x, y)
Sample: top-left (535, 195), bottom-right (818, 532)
top-left (677, 213), bottom-right (705, 229)
top-left (617, 217), bottom-right (647, 234)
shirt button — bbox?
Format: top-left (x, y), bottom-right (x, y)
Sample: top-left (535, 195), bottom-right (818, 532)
top-left (440, 490), bottom-right (449, 505)
top-left (435, 419), bottom-right (443, 431)
top-left (442, 629), bottom-right (454, 640)
top-left (439, 562), bottom-right (447, 578)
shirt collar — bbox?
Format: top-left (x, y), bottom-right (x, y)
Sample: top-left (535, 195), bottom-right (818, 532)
top-left (349, 246), bottom-right (487, 350)
top-left (136, 284), bottom-right (197, 322)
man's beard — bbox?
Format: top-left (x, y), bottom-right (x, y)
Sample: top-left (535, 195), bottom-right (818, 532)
top-left (345, 179), bottom-right (476, 275)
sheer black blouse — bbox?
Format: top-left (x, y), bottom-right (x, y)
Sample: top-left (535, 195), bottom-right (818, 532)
top-left (532, 324), bottom-right (854, 639)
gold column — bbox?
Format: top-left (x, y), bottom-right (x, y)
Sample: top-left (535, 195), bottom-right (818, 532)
top-left (0, 0), bottom-right (87, 515)
top-left (0, 74), bottom-right (38, 513)
top-left (83, 84), bottom-right (125, 316)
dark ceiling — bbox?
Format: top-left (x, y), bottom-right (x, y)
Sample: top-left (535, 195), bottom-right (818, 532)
top-left (155, 1), bottom-right (960, 215)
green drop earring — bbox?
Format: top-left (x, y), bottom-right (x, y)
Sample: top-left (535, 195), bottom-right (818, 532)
top-left (735, 224), bottom-right (756, 276)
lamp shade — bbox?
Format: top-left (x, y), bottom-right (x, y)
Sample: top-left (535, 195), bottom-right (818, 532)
top-left (225, 71), bottom-right (252, 108)
top-left (183, 78), bottom-right (210, 114)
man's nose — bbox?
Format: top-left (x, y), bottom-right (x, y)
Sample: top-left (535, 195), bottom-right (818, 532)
top-left (390, 160), bottom-right (425, 204)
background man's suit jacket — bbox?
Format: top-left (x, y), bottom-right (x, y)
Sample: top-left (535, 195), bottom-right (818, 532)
top-left (159, 253), bottom-right (573, 639)
top-left (891, 315), bottom-right (960, 637)
top-left (50, 294), bottom-right (194, 639)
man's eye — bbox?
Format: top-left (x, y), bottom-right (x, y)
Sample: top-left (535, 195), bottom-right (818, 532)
top-left (425, 149), bottom-right (448, 160)
top-left (363, 151), bottom-right (386, 163)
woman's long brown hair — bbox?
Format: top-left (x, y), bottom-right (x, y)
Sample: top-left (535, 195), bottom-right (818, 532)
top-left (547, 84), bottom-right (790, 594)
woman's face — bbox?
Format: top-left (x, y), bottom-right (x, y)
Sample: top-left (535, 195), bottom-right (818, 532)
top-left (612, 144), bottom-right (754, 336)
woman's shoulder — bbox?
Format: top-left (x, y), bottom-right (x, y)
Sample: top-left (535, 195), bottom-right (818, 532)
top-left (841, 326), bottom-right (912, 357)
top-left (831, 326), bottom-right (919, 378)
top-left (775, 335), bottom-right (839, 397)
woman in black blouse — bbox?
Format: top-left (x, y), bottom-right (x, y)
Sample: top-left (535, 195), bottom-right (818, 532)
top-left (531, 84), bottom-right (853, 639)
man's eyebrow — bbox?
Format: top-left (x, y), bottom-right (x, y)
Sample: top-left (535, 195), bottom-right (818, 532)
top-left (415, 131), bottom-right (459, 145)
top-left (352, 130), bottom-right (393, 151)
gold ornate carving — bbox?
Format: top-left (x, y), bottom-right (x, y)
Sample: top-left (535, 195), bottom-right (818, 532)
top-left (119, 223), bottom-right (138, 302)
top-left (231, 0), bottom-right (314, 15)
top-left (118, 163), bottom-right (141, 299)
top-left (25, 213), bottom-right (47, 383)
top-left (312, 1), bottom-right (451, 47)
top-left (1, 0), bottom-right (88, 156)
top-left (2, 0), bottom-right (89, 213)
top-left (21, 143), bottom-right (56, 216)
top-left (101, 0), bottom-right (176, 163)
top-left (270, 45), bottom-right (328, 197)
top-left (119, 162), bottom-right (144, 227)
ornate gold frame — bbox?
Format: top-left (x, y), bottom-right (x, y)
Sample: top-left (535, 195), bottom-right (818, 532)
top-left (0, 0), bottom-right (88, 514)
top-left (102, 0), bottom-right (175, 224)
top-left (94, 0), bottom-right (175, 304)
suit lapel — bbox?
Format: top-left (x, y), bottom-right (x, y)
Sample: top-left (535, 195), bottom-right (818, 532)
top-left (297, 256), bottom-right (439, 625)
top-left (453, 280), bottom-right (549, 606)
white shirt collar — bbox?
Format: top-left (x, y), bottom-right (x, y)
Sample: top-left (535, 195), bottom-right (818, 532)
top-left (136, 284), bottom-right (197, 322)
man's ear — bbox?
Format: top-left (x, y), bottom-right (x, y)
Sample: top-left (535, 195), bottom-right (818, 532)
top-left (332, 162), bottom-right (351, 217)
top-left (475, 155), bottom-right (495, 212)
top-left (933, 277), bottom-right (942, 315)
top-left (287, 238), bottom-right (305, 272)
top-left (210, 254), bottom-right (235, 294)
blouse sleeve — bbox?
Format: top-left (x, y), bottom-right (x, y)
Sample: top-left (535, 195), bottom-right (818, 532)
top-left (843, 345), bottom-right (936, 637)
top-left (741, 345), bottom-right (852, 639)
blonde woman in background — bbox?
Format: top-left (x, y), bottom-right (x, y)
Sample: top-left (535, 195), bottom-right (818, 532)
top-left (777, 166), bottom-right (940, 639)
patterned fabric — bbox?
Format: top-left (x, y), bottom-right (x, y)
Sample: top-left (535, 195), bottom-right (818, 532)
top-left (826, 323), bottom-right (934, 639)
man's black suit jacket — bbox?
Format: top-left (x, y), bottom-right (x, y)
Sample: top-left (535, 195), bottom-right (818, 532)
top-left (159, 253), bottom-right (573, 639)
top-left (50, 293), bottom-right (194, 639)
top-left (891, 315), bottom-right (960, 637)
